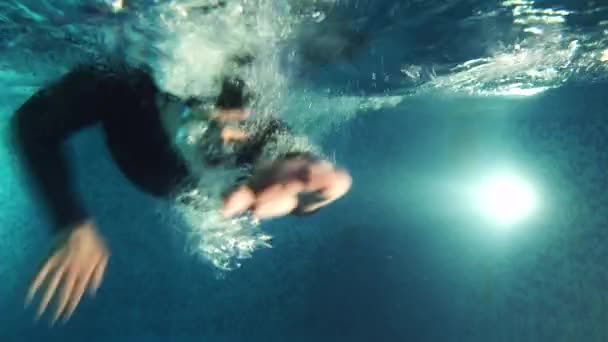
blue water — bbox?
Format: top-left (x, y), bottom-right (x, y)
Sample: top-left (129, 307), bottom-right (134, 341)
top-left (2, 0), bottom-right (608, 341)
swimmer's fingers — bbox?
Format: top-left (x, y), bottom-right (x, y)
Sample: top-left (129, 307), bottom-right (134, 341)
top-left (255, 181), bottom-right (304, 204)
top-left (305, 167), bottom-right (352, 197)
top-left (299, 160), bottom-right (338, 192)
top-left (37, 261), bottom-right (67, 320)
top-left (52, 264), bottom-right (80, 325)
top-left (224, 157), bottom-right (351, 219)
top-left (252, 181), bottom-right (303, 219)
top-left (252, 193), bottom-right (299, 219)
top-left (278, 160), bottom-right (351, 214)
top-left (90, 255), bottom-right (109, 296)
top-left (247, 158), bottom-right (310, 192)
top-left (298, 168), bottom-right (352, 213)
top-left (61, 260), bottom-right (99, 323)
top-left (223, 185), bottom-right (256, 217)
top-left (26, 254), bottom-right (60, 307)
top-left (254, 158), bottom-right (343, 199)
top-left (224, 181), bottom-right (304, 219)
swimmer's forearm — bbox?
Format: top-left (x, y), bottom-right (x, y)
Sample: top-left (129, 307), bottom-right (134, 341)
top-left (12, 109), bottom-right (91, 232)
top-left (10, 68), bottom-right (104, 232)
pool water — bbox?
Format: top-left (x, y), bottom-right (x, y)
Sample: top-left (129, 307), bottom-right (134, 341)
top-left (1, 0), bottom-right (608, 341)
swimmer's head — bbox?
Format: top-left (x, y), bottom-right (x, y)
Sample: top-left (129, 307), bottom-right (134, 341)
top-left (215, 77), bottom-right (253, 110)
top-left (177, 76), bottom-right (254, 167)
top-left (176, 54), bottom-right (256, 166)
top-left (215, 53), bottom-right (256, 110)
top-left (184, 75), bottom-right (255, 118)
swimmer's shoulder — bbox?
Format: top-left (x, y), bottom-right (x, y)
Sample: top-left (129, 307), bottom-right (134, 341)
top-left (54, 63), bottom-right (158, 96)
top-left (45, 63), bottom-right (161, 114)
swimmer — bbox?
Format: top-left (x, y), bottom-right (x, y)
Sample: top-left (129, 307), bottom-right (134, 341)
top-left (11, 64), bottom-right (352, 324)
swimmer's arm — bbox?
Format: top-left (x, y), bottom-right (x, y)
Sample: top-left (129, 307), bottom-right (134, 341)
top-left (11, 68), bottom-right (110, 232)
top-left (262, 123), bottom-right (350, 215)
top-left (226, 121), bottom-right (352, 218)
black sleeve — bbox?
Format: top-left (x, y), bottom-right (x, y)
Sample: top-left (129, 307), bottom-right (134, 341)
top-left (11, 66), bottom-right (113, 232)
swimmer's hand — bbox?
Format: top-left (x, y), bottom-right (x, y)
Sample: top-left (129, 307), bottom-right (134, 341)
top-left (223, 156), bottom-right (352, 219)
top-left (25, 221), bottom-right (110, 325)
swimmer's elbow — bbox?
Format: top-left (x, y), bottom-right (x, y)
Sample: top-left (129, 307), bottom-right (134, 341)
top-left (10, 105), bottom-right (62, 159)
top-left (10, 107), bottom-right (39, 148)
top-left (11, 89), bottom-right (69, 148)
top-left (9, 109), bottom-right (28, 147)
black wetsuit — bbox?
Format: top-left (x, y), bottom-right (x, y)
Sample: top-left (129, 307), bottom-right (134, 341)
top-left (11, 65), bottom-right (285, 232)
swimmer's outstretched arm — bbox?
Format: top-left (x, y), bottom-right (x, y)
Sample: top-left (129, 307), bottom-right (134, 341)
top-left (11, 67), bottom-right (111, 325)
top-left (221, 118), bottom-right (352, 219)
top-left (224, 153), bottom-right (352, 219)
top-left (12, 69), bottom-right (102, 231)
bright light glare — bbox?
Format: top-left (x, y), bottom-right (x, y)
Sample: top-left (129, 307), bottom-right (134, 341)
top-left (473, 171), bottom-right (539, 227)
top-left (110, 0), bottom-right (124, 12)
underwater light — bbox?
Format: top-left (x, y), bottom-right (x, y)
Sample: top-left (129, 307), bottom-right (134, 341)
top-left (472, 171), bottom-right (539, 227)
